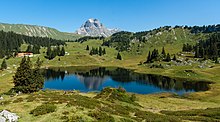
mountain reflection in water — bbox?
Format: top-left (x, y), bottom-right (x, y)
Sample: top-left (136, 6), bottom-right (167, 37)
top-left (43, 67), bottom-right (211, 95)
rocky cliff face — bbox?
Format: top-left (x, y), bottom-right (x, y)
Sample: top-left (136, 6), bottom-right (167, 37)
top-left (76, 18), bottom-right (119, 37)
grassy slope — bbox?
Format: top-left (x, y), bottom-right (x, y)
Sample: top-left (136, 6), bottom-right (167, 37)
top-left (0, 28), bottom-right (220, 121)
top-left (0, 23), bottom-right (81, 40)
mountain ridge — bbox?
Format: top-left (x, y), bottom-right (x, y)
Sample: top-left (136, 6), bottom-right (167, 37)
top-left (0, 22), bottom-right (81, 41)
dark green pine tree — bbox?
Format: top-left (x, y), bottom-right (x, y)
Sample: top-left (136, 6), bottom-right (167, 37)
top-left (31, 57), bottom-right (44, 92)
top-left (51, 50), bottom-right (56, 59)
top-left (95, 48), bottom-right (98, 54)
top-left (57, 46), bottom-right (61, 56)
top-left (0, 50), bottom-right (5, 59)
top-left (1, 59), bottom-right (7, 70)
top-left (13, 57), bottom-right (33, 93)
top-left (99, 47), bottom-right (102, 56)
top-left (60, 47), bottom-right (65, 56)
top-left (165, 53), bottom-right (171, 62)
top-left (32, 45), bottom-right (40, 54)
top-left (90, 47), bottom-right (95, 55)
top-left (195, 46), bottom-right (199, 58)
top-left (46, 46), bottom-right (52, 58)
top-left (213, 44), bottom-right (218, 59)
top-left (26, 45), bottom-right (33, 53)
top-left (215, 57), bottom-right (219, 64)
top-left (102, 48), bottom-right (106, 55)
top-left (151, 49), bottom-right (159, 61)
top-left (199, 46), bottom-right (205, 58)
top-left (188, 44), bottom-right (193, 52)
top-left (146, 51), bottom-right (151, 63)
top-left (13, 57), bottom-right (44, 93)
top-left (161, 47), bottom-right (166, 57)
top-left (86, 45), bottom-right (89, 50)
top-left (201, 47), bottom-right (205, 58)
top-left (116, 52), bottom-right (122, 60)
top-left (182, 44), bottom-right (186, 52)
top-left (172, 54), bottom-right (177, 61)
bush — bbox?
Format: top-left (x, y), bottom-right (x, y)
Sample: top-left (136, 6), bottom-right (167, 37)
top-left (150, 64), bottom-right (164, 68)
top-left (30, 104), bottom-right (56, 116)
top-left (0, 100), bottom-right (11, 105)
top-left (66, 95), bottom-right (101, 109)
top-left (61, 115), bottom-right (86, 122)
top-left (95, 87), bottom-right (138, 105)
top-left (130, 94), bottom-right (137, 102)
top-left (13, 98), bottom-right (24, 103)
top-left (120, 118), bottom-right (134, 122)
top-left (161, 107), bottom-right (220, 121)
top-left (134, 110), bottom-right (180, 122)
top-left (88, 111), bottom-right (115, 122)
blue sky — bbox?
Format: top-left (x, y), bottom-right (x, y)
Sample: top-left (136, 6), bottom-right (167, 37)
top-left (0, 0), bottom-right (219, 32)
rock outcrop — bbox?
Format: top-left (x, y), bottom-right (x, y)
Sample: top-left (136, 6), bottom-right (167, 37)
top-left (0, 110), bottom-right (19, 122)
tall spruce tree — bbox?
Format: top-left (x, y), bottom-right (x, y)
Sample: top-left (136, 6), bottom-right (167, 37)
top-left (13, 57), bottom-right (44, 93)
top-left (32, 57), bottom-right (44, 92)
top-left (213, 44), bottom-right (218, 59)
top-left (102, 48), bottom-right (106, 55)
top-left (116, 52), bottom-right (122, 60)
top-left (161, 47), bottom-right (166, 57)
top-left (195, 46), bottom-right (199, 58)
top-left (1, 59), bottom-right (7, 70)
top-left (13, 57), bottom-right (33, 93)
top-left (57, 46), bottom-right (61, 56)
top-left (165, 53), bottom-right (171, 62)
top-left (182, 44), bottom-right (186, 52)
top-left (60, 47), bottom-right (65, 56)
top-left (86, 45), bottom-right (89, 50)
top-left (146, 51), bottom-right (151, 63)
top-left (215, 57), bottom-right (219, 64)
top-left (99, 47), bottom-right (102, 56)
top-left (90, 47), bottom-right (95, 55)
top-left (32, 45), bottom-right (40, 54)
top-left (95, 48), bottom-right (98, 54)
top-left (172, 54), bottom-right (177, 61)
top-left (46, 46), bottom-right (52, 58)
top-left (151, 49), bottom-right (159, 61)
top-left (26, 45), bottom-right (32, 53)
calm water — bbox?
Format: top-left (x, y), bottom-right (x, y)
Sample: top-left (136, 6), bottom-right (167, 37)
top-left (43, 67), bottom-right (211, 95)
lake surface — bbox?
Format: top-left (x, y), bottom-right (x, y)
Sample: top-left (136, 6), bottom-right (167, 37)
top-left (43, 67), bottom-right (211, 95)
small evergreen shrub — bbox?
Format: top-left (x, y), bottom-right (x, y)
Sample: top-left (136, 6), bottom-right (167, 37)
top-left (95, 87), bottom-right (138, 105)
top-left (88, 111), bottom-right (115, 122)
top-left (30, 104), bottom-right (56, 116)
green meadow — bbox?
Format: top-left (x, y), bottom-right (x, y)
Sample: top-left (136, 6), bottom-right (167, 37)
top-left (0, 36), bottom-right (220, 121)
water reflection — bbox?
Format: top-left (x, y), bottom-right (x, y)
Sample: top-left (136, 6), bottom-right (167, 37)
top-left (43, 67), bottom-right (211, 94)
top-left (76, 75), bottom-right (109, 90)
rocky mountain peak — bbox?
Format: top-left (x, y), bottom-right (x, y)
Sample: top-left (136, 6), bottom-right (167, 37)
top-left (76, 18), bottom-right (119, 37)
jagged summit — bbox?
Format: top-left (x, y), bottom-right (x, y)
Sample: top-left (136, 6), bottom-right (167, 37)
top-left (76, 18), bottom-right (119, 37)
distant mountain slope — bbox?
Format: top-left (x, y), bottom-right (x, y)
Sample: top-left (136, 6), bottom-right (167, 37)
top-left (0, 23), bottom-right (81, 41)
top-left (76, 18), bottom-right (120, 37)
top-left (103, 26), bottom-right (210, 52)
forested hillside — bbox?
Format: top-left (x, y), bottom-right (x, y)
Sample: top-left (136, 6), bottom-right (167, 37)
top-left (195, 33), bottom-right (220, 60)
top-left (101, 25), bottom-right (219, 52)
top-left (0, 30), bottom-right (65, 58)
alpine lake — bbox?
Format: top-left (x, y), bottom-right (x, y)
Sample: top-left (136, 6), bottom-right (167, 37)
top-left (42, 66), bottom-right (211, 95)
